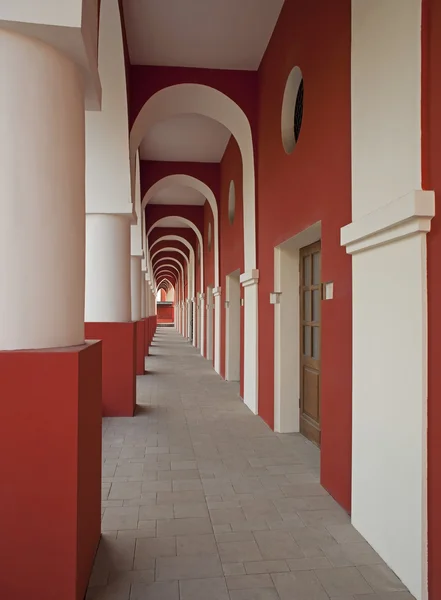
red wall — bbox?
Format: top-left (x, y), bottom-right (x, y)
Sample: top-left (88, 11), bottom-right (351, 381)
top-left (422, 0), bottom-right (441, 595)
top-left (219, 138), bottom-right (245, 393)
top-left (256, 0), bottom-right (352, 511)
top-left (157, 304), bottom-right (174, 323)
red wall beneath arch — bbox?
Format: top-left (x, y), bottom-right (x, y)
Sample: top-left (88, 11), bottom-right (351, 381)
top-left (256, 0), bottom-right (352, 512)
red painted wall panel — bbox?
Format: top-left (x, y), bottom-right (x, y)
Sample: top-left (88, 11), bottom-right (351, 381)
top-left (256, 0), bottom-right (352, 511)
top-left (422, 0), bottom-right (441, 595)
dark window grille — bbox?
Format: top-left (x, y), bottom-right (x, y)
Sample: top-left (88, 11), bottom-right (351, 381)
top-left (294, 79), bottom-right (304, 143)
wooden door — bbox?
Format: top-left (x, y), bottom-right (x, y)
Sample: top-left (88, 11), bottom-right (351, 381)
top-left (299, 241), bottom-right (321, 446)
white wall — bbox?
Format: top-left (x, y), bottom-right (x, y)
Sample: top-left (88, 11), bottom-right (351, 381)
top-left (345, 3), bottom-right (430, 599)
top-left (86, 0), bottom-right (132, 214)
top-left (0, 0), bottom-right (81, 27)
top-left (206, 286), bottom-right (214, 361)
top-left (226, 271), bottom-right (241, 382)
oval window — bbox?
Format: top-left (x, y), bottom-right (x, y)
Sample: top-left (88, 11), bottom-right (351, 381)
top-left (281, 66), bottom-right (304, 154)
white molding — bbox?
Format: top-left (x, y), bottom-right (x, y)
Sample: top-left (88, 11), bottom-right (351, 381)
top-left (213, 286), bottom-right (222, 297)
top-left (240, 269), bottom-right (259, 287)
top-left (341, 190), bottom-right (435, 255)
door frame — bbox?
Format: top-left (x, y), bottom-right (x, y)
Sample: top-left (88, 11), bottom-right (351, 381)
top-left (273, 222), bottom-right (321, 433)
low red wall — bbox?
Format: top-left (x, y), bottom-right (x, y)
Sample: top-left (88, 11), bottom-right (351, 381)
top-left (0, 341), bottom-right (102, 600)
top-left (85, 322), bottom-right (136, 416)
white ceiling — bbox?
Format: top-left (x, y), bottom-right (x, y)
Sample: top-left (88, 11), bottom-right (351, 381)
top-left (150, 184), bottom-right (206, 206)
top-left (123, 0), bottom-right (285, 70)
top-left (154, 216), bottom-right (190, 228)
top-left (140, 114), bottom-right (231, 163)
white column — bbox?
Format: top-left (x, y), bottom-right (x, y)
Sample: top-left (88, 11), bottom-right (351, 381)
top-left (342, 3), bottom-right (432, 599)
top-left (141, 276), bottom-right (146, 319)
top-left (192, 298), bottom-right (197, 347)
top-left (213, 288), bottom-right (222, 374)
top-left (241, 272), bottom-right (259, 414)
top-left (0, 31), bottom-right (85, 351)
top-left (130, 256), bottom-right (142, 321)
top-left (85, 214), bottom-right (131, 322)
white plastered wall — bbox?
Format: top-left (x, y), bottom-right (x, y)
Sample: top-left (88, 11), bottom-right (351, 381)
top-left (131, 83), bottom-right (257, 412)
top-left (225, 270), bottom-right (241, 382)
top-left (206, 286), bottom-right (214, 361)
top-left (342, 3), bottom-right (434, 598)
top-left (85, 0), bottom-right (132, 215)
top-left (273, 223), bottom-right (321, 433)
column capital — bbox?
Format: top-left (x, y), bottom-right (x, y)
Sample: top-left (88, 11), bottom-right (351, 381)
top-left (240, 270), bottom-right (259, 288)
top-left (341, 190), bottom-right (435, 255)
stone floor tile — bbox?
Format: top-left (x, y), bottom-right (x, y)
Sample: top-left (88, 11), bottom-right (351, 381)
top-left (102, 507), bottom-right (139, 531)
top-left (174, 502), bottom-right (208, 518)
top-left (215, 531), bottom-right (255, 543)
top-left (141, 480), bottom-right (172, 493)
top-left (315, 566), bottom-right (374, 596)
top-left (176, 533), bottom-right (218, 555)
top-left (229, 589), bottom-right (280, 600)
top-left (179, 577), bottom-right (230, 600)
top-left (86, 582), bottom-right (131, 600)
top-left (109, 482), bottom-right (143, 501)
top-left (326, 523), bottom-right (367, 544)
top-left (253, 530), bottom-right (304, 560)
top-left (223, 563), bottom-right (246, 576)
top-left (272, 571), bottom-right (329, 600)
top-left (244, 560), bottom-right (290, 574)
top-left (226, 574), bottom-right (274, 589)
top-left (157, 490), bottom-right (205, 505)
top-left (134, 537), bottom-right (176, 567)
top-left (130, 581), bottom-right (179, 600)
top-left (156, 555), bottom-right (223, 581)
top-left (357, 564), bottom-right (408, 593)
top-left (139, 504), bottom-right (173, 521)
top-left (322, 541), bottom-right (383, 567)
top-left (172, 479), bottom-right (203, 491)
top-left (114, 464), bottom-right (144, 479)
top-left (287, 556), bottom-right (332, 570)
top-left (209, 507), bottom-right (246, 525)
top-left (157, 517), bottom-right (213, 537)
top-left (218, 541), bottom-right (263, 563)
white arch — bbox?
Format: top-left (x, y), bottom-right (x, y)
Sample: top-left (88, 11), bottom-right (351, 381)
top-left (150, 236), bottom-right (195, 301)
top-left (131, 83), bottom-right (255, 271)
top-left (154, 257), bottom-right (187, 284)
top-left (147, 216), bottom-right (203, 297)
top-left (143, 174), bottom-right (219, 287)
top-left (131, 84), bottom-right (258, 412)
top-left (152, 247), bottom-right (190, 269)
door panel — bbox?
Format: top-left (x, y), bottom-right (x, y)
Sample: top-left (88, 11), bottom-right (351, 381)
top-left (300, 241), bottom-right (321, 446)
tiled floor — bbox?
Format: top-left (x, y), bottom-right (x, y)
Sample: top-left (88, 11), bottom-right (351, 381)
top-left (87, 328), bottom-right (414, 600)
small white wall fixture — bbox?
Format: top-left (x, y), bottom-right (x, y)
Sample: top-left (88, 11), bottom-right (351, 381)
top-left (225, 270), bottom-right (241, 382)
top-left (273, 223), bottom-right (321, 434)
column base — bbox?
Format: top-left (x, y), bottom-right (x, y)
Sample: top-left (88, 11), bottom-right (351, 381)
top-left (85, 322), bottom-right (136, 416)
top-left (0, 342), bottom-right (102, 600)
top-left (135, 320), bottom-right (145, 375)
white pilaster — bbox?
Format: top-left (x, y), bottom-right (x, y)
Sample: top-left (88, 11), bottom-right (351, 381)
top-left (241, 271), bottom-right (259, 414)
top-left (85, 214), bottom-right (131, 322)
top-left (213, 287), bottom-right (221, 374)
top-left (130, 256), bottom-right (142, 321)
top-left (0, 31), bottom-right (85, 350)
top-left (344, 3), bottom-right (430, 598)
